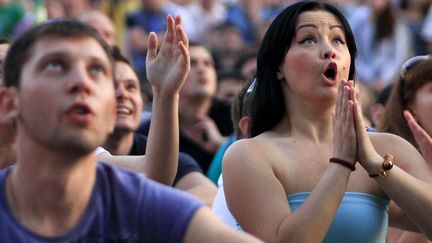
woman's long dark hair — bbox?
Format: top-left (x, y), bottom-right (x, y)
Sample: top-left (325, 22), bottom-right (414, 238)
top-left (250, 1), bottom-right (357, 137)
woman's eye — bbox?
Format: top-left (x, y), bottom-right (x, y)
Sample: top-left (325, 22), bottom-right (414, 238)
top-left (333, 37), bottom-right (345, 45)
top-left (300, 37), bottom-right (316, 44)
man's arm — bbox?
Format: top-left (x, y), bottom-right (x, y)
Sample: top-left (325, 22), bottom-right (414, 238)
top-left (175, 172), bottom-right (218, 207)
top-left (183, 207), bottom-right (263, 243)
top-left (144, 15), bottom-right (190, 185)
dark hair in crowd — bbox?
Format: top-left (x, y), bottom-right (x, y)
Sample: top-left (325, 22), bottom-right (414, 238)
top-left (4, 19), bottom-right (113, 88)
top-left (378, 58), bottom-right (432, 147)
top-left (250, 1), bottom-right (357, 137)
top-left (111, 45), bottom-right (131, 65)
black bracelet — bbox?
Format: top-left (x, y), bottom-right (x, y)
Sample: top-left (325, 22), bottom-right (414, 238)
top-left (329, 158), bottom-right (356, 171)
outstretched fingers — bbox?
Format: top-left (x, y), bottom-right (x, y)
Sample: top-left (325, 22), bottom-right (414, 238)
top-left (404, 110), bottom-right (432, 162)
top-left (163, 14), bottom-right (176, 45)
top-left (146, 32), bottom-right (158, 62)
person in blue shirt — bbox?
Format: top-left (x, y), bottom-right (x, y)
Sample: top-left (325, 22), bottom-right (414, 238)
top-left (0, 17), bottom-right (260, 242)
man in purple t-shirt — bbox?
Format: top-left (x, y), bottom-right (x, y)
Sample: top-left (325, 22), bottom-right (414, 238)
top-left (0, 17), bottom-right (259, 242)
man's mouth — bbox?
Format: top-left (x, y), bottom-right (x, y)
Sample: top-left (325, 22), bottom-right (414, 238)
top-left (117, 107), bottom-right (132, 115)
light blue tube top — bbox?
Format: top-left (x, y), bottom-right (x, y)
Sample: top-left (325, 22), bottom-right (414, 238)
top-left (288, 192), bottom-right (390, 243)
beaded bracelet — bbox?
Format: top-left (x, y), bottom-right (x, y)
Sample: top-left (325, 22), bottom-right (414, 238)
top-left (369, 154), bottom-right (394, 178)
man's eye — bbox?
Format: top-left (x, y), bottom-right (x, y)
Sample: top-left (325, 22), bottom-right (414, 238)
top-left (126, 84), bottom-right (137, 91)
top-left (46, 61), bottom-right (63, 72)
top-left (89, 65), bottom-right (106, 76)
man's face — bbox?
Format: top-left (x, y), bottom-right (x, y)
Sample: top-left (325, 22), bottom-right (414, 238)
top-left (12, 36), bottom-right (116, 154)
top-left (114, 61), bottom-right (143, 133)
top-left (180, 46), bottom-right (217, 98)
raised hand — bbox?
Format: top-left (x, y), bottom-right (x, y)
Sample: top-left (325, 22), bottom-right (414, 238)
top-left (404, 110), bottom-right (432, 168)
top-left (351, 82), bottom-right (383, 171)
top-left (146, 15), bottom-right (190, 96)
top-left (332, 80), bottom-right (357, 165)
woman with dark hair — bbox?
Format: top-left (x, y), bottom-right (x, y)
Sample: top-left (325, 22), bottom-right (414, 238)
top-left (379, 55), bottom-right (432, 243)
top-left (213, 1), bottom-right (432, 242)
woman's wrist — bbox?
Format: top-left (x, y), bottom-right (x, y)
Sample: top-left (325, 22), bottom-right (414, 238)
top-left (360, 153), bottom-right (385, 176)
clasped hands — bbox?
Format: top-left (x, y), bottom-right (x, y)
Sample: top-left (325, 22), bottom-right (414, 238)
top-left (332, 80), bottom-right (382, 172)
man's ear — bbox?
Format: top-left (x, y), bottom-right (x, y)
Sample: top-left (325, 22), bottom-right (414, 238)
top-left (238, 116), bottom-right (250, 139)
top-left (0, 87), bottom-right (19, 123)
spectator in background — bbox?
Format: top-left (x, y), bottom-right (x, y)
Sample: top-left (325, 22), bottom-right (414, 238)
top-left (166, 0), bottom-right (226, 43)
top-left (125, 0), bottom-right (168, 76)
top-left (138, 43), bottom-right (226, 173)
top-left (207, 78), bottom-right (254, 185)
top-left (378, 55), bottom-right (432, 243)
top-left (104, 46), bottom-right (217, 206)
top-left (77, 10), bottom-right (116, 46)
top-left (349, 0), bottom-right (412, 92)
top-left (211, 23), bottom-right (244, 71)
top-left (234, 50), bottom-right (257, 81)
top-left (370, 84), bottom-right (393, 129)
top-left (399, 0), bottom-right (431, 56)
top-left (215, 69), bottom-right (246, 104)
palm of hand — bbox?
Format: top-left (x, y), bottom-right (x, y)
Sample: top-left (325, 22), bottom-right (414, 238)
top-left (145, 15), bottom-right (190, 96)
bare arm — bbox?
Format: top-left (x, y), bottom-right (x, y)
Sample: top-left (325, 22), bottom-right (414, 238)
top-left (352, 91), bottom-right (432, 239)
top-left (144, 15), bottom-right (190, 185)
top-left (223, 81), bottom-right (357, 242)
top-left (175, 171), bottom-right (218, 207)
top-left (183, 207), bottom-right (262, 243)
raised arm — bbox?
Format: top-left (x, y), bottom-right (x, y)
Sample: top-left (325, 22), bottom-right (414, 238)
top-left (352, 89), bottom-right (432, 239)
top-left (143, 15), bottom-right (190, 185)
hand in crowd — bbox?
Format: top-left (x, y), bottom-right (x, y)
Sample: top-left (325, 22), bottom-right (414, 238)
top-left (332, 80), bottom-right (357, 165)
top-left (146, 15), bottom-right (190, 97)
top-left (188, 117), bottom-right (225, 153)
top-left (404, 110), bottom-right (432, 168)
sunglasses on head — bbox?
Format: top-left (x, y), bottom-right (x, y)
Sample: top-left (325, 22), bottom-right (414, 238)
top-left (400, 55), bottom-right (431, 79)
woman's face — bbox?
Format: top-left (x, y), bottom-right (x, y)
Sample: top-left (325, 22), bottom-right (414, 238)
top-left (411, 81), bottom-right (432, 136)
top-left (279, 10), bottom-right (351, 104)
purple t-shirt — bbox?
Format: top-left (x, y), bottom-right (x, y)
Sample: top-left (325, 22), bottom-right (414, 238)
top-left (0, 162), bottom-right (203, 242)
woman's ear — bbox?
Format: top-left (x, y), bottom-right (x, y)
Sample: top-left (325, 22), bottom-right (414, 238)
top-left (239, 116), bottom-right (251, 139)
top-left (0, 87), bottom-right (19, 123)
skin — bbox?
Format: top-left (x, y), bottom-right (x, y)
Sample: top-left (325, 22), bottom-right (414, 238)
top-left (0, 18), bottom-right (261, 242)
top-left (77, 11), bottom-right (116, 46)
top-left (222, 10), bottom-right (432, 243)
top-left (2, 36), bottom-right (115, 236)
top-left (410, 81), bottom-right (432, 138)
top-left (104, 37), bottom-right (217, 205)
top-left (179, 45), bottom-right (223, 154)
top-left (388, 81), bottom-right (432, 243)
top-left (0, 42), bottom-right (15, 168)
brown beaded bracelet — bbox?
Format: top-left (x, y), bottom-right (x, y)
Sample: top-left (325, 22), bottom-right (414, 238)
top-left (369, 154), bottom-right (394, 178)
top-left (329, 158), bottom-right (356, 171)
